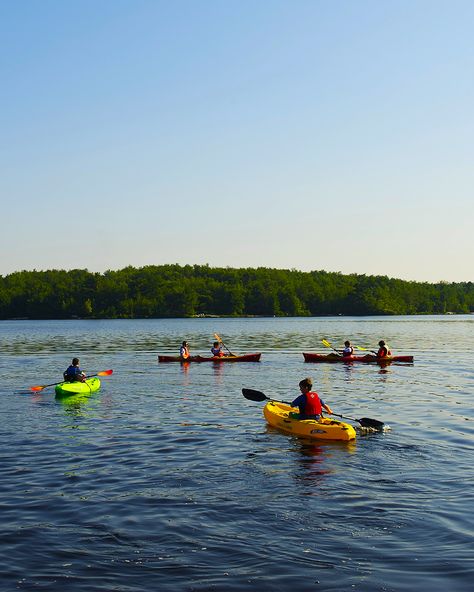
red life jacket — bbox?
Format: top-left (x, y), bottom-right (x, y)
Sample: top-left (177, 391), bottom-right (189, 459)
top-left (377, 345), bottom-right (391, 358)
top-left (304, 391), bottom-right (323, 416)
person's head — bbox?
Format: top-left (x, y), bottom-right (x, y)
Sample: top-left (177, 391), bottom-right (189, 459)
top-left (299, 377), bottom-right (313, 393)
top-left (72, 357), bottom-right (80, 366)
top-left (344, 340), bottom-right (351, 347)
top-left (213, 341), bottom-right (219, 347)
top-left (182, 341), bottom-right (188, 347)
top-left (379, 340), bottom-right (385, 347)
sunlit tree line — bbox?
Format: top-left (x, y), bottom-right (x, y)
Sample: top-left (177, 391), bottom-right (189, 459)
top-left (0, 265), bottom-right (472, 319)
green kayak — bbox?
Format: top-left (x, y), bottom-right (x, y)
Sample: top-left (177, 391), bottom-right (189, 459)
top-left (55, 377), bottom-right (101, 398)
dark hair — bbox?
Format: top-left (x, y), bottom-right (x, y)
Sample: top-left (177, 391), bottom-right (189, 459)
top-left (299, 377), bottom-right (313, 390)
top-left (344, 341), bottom-right (350, 346)
top-left (72, 358), bottom-right (80, 365)
top-left (213, 341), bottom-right (219, 347)
top-left (379, 340), bottom-right (385, 346)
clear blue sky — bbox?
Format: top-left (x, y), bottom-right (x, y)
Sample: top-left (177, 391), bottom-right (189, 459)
top-left (1, 0), bottom-right (473, 282)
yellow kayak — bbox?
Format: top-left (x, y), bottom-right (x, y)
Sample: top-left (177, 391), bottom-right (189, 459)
top-left (263, 401), bottom-right (356, 442)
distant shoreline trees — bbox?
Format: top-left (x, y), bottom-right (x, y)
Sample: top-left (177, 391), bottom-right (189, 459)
top-left (0, 264), bottom-right (472, 319)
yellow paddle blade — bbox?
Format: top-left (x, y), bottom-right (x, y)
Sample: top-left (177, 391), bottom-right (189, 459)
top-left (322, 339), bottom-right (332, 348)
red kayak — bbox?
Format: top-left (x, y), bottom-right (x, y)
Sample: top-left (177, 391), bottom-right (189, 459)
top-left (303, 352), bottom-right (414, 364)
top-left (158, 353), bottom-right (261, 363)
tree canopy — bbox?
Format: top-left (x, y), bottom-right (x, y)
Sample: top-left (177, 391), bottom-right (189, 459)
top-left (0, 265), bottom-right (472, 319)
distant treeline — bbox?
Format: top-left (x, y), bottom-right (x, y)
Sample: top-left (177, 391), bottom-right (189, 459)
top-left (0, 265), bottom-right (473, 319)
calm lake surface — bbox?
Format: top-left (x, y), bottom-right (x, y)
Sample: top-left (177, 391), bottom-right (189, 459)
top-left (1, 316), bottom-right (473, 591)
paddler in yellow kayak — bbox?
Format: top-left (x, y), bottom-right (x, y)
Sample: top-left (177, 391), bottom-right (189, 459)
top-left (290, 377), bottom-right (333, 420)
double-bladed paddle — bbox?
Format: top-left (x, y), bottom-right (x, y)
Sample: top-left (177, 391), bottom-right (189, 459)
top-left (242, 388), bottom-right (385, 431)
top-left (321, 339), bottom-right (342, 355)
top-left (214, 333), bottom-right (235, 356)
top-left (29, 369), bottom-right (114, 392)
top-left (322, 339), bottom-right (376, 355)
top-left (242, 388), bottom-right (292, 406)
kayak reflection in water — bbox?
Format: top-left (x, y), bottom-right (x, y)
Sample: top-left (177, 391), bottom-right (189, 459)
top-left (179, 341), bottom-right (190, 360)
top-left (290, 377), bottom-right (333, 421)
top-left (63, 357), bottom-right (86, 382)
top-left (210, 341), bottom-right (224, 357)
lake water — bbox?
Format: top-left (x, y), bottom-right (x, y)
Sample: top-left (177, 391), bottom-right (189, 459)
top-left (0, 316), bottom-right (473, 591)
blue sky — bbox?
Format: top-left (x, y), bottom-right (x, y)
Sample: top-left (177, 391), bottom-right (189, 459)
top-left (1, 0), bottom-right (473, 282)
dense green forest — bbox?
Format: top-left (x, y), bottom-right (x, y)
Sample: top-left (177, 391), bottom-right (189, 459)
top-left (0, 265), bottom-right (472, 319)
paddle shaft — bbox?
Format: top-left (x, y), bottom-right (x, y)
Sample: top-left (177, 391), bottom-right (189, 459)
top-left (323, 339), bottom-right (378, 356)
top-left (30, 370), bottom-right (113, 392)
top-left (321, 339), bottom-right (342, 355)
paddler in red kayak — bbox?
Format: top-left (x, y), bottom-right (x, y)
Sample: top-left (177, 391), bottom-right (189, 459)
top-left (179, 341), bottom-right (190, 360)
top-left (376, 340), bottom-right (391, 358)
top-left (290, 377), bottom-right (333, 420)
top-left (210, 341), bottom-right (225, 357)
top-left (338, 340), bottom-right (354, 357)
top-left (63, 358), bottom-right (86, 382)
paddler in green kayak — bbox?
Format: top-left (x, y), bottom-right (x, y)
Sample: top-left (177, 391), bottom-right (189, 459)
top-left (63, 358), bottom-right (86, 382)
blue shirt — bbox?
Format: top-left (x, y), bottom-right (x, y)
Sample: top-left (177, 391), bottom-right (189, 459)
top-left (291, 393), bottom-right (327, 418)
top-left (64, 365), bottom-right (83, 381)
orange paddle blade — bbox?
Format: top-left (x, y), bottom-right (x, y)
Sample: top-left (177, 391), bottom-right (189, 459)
top-left (97, 369), bottom-right (113, 376)
top-left (30, 385), bottom-right (46, 392)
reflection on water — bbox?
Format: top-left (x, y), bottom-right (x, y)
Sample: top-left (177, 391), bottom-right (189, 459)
top-left (56, 392), bottom-right (98, 417)
top-left (0, 316), bottom-right (473, 592)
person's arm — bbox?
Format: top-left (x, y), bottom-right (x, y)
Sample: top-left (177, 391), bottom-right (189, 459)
top-left (320, 398), bottom-right (333, 415)
top-left (291, 394), bottom-right (305, 409)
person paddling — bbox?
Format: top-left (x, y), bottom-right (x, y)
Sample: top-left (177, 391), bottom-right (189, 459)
top-left (210, 341), bottom-right (224, 357)
top-left (179, 341), bottom-right (190, 360)
top-left (376, 340), bottom-right (391, 358)
top-left (339, 340), bottom-right (354, 357)
top-left (290, 377), bottom-right (333, 420)
top-left (63, 358), bottom-right (86, 382)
